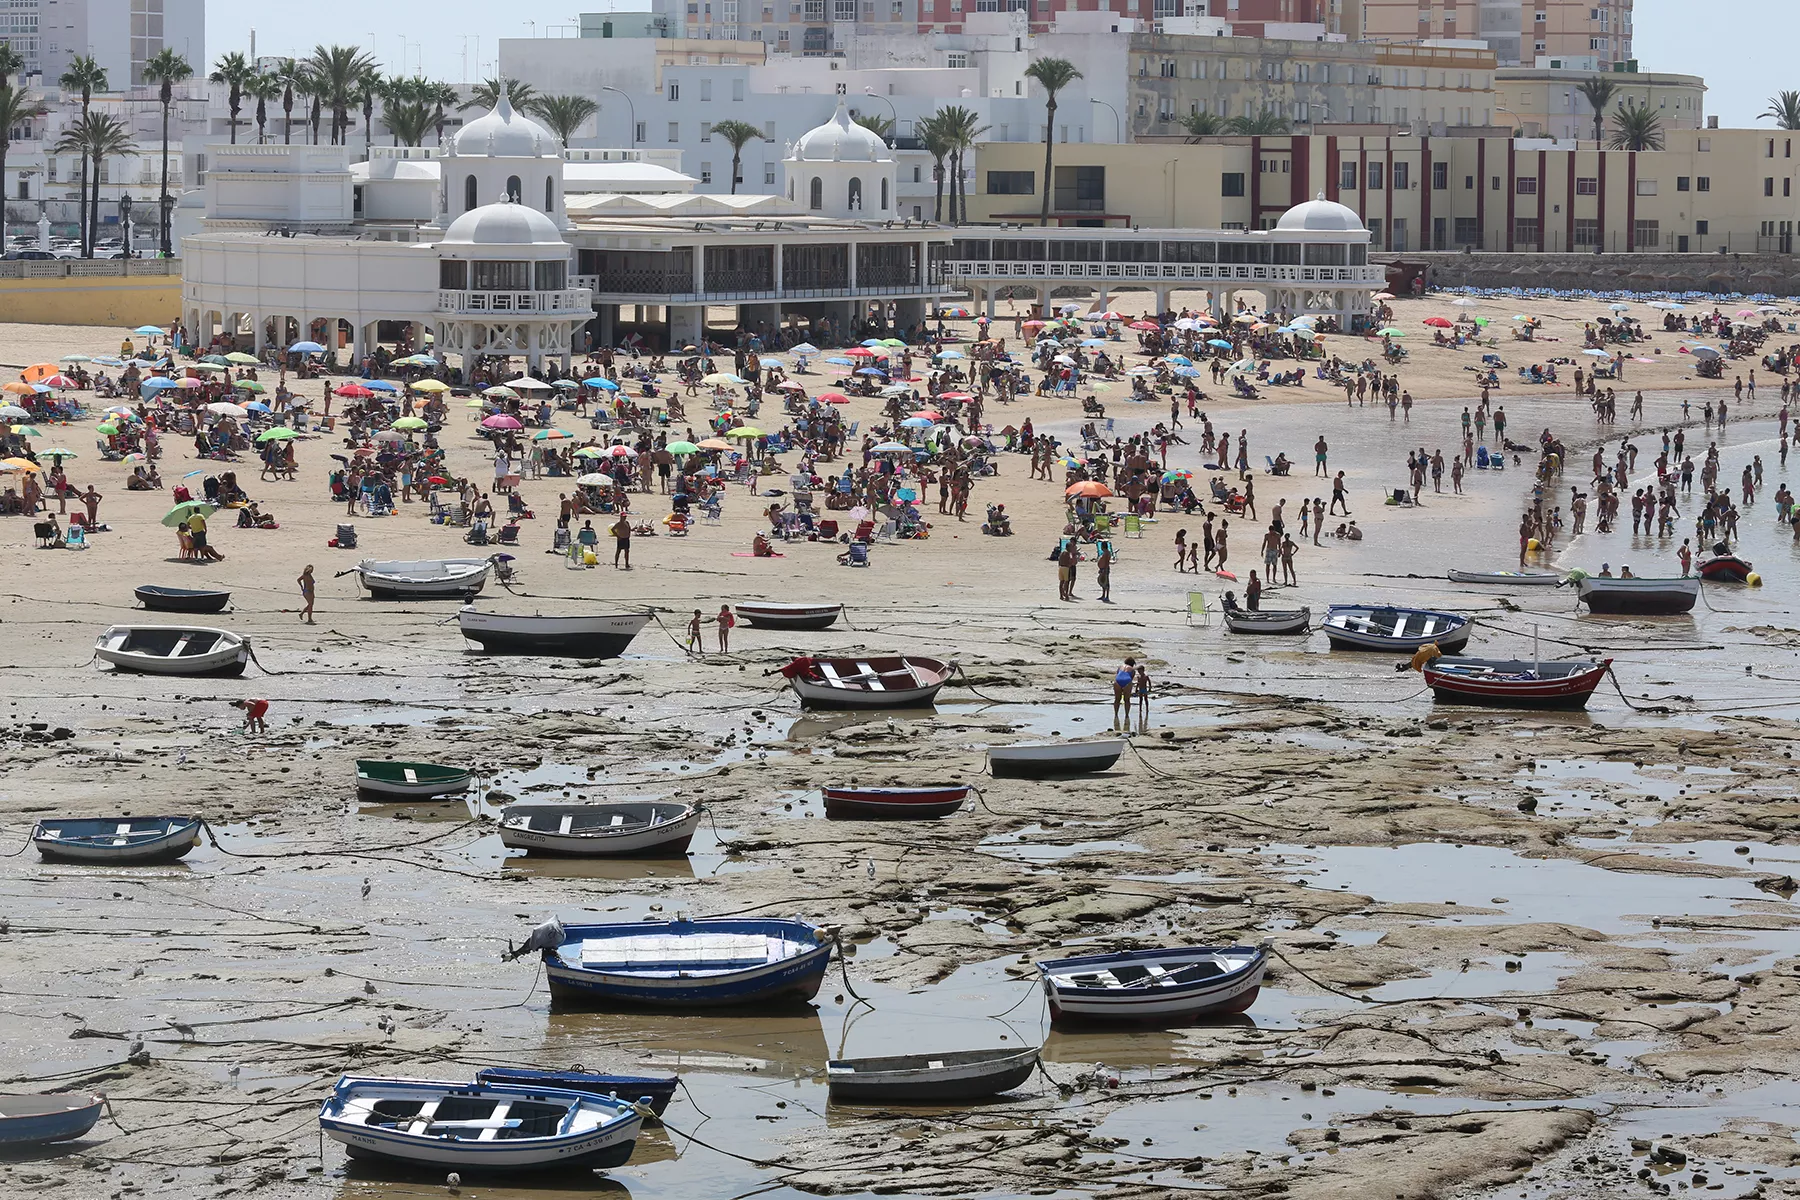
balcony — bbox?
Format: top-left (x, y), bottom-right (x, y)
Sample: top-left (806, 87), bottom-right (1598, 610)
top-left (437, 289), bottom-right (592, 315)
top-left (948, 261), bottom-right (1385, 286)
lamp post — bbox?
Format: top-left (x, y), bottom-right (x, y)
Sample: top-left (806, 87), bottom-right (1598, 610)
top-left (862, 87), bottom-right (896, 140)
top-left (160, 193), bottom-right (174, 259)
top-left (119, 193), bottom-right (133, 258)
top-left (1090, 97), bottom-right (1121, 143)
top-left (602, 85), bottom-right (636, 149)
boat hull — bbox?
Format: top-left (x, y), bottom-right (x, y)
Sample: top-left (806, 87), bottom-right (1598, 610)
top-left (1698, 557), bottom-right (1752, 584)
top-left (544, 919), bottom-right (832, 1009)
top-left (988, 740), bottom-right (1126, 779)
top-left (1446, 570), bottom-right (1562, 587)
top-left (357, 559), bottom-right (491, 600)
top-left (1423, 658), bottom-right (1611, 710)
top-left (459, 609), bottom-right (652, 658)
top-left (472, 1069), bottom-right (677, 1117)
top-left (355, 760), bottom-right (472, 801)
top-left (95, 626), bottom-right (249, 677)
top-left (822, 786), bottom-right (968, 819)
top-left (735, 603), bottom-right (843, 631)
top-left (1222, 608), bottom-right (1310, 635)
top-left (0, 1093), bottom-right (105, 1146)
top-left (1324, 606), bottom-right (1471, 653)
top-left (32, 817), bottom-right (202, 864)
top-left (783, 656), bottom-right (954, 711)
top-left (826, 1048), bottom-right (1040, 1104)
top-left (499, 803), bottom-right (701, 856)
top-left (1040, 946), bottom-right (1267, 1025)
top-left (1576, 577), bottom-right (1699, 615)
top-left (134, 586), bottom-right (231, 613)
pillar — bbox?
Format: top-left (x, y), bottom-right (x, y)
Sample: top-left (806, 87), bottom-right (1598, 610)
top-left (669, 305), bottom-right (705, 349)
top-left (894, 297), bottom-right (927, 331)
top-left (598, 304), bottom-right (616, 350)
top-left (984, 286), bottom-right (997, 321)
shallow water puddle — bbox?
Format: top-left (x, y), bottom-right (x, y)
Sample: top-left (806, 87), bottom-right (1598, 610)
top-left (980, 823), bottom-right (1150, 863)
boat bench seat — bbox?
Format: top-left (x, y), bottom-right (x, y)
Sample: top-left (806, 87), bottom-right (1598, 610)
top-left (579, 933), bottom-right (778, 971)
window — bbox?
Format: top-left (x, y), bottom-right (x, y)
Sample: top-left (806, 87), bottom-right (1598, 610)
top-left (545, 177), bottom-right (554, 212)
top-left (1697, 176), bottom-right (1710, 192)
top-left (1516, 177), bottom-right (1538, 195)
top-left (1393, 162), bottom-right (1409, 190)
top-left (464, 174), bottom-right (477, 211)
top-left (534, 260), bottom-right (566, 290)
top-left (1636, 179), bottom-right (1657, 196)
top-left (635, 121), bottom-right (646, 143)
top-left (809, 176), bottom-right (822, 209)
top-left (764, 163), bottom-right (775, 185)
top-left (834, 0), bottom-right (853, 16)
top-left (1390, 218), bottom-right (1407, 252)
top-left (986, 170), bottom-right (1034, 195)
top-left (1339, 162), bottom-right (1357, 191)
top-left (1768, 178), bottom-right (1777, 197)
top-left (1054, 165), bottom-right (1105, 211)
top-left (1676, 176), bottom-right (1689, 192)
top-left (879, 178), bottom-right (888, 210)
top-left (946, 51), bottom-right (967, 68)
top-left (700, 122), bottom-right (712, 142)
top-left (1633, 219), bottom-right (1660, 248)
top-left (732, 79), bottom-right (744, 101)
top-left (1220, 172), bottom-right (1245, 197)
top-left (1432, 161), bottom-right (1447, 189)
top-left (700, 163), bottom-right (712, 184)
top-left (1454, 216), bottom-right (1481, 246)
top-left (1696, 220), bottom-right (1709, 235)
top-left (1576, 176), bottom-right (1598, 196)
top-left (1513, 217), bottom-right (1541, 246)
top-left (669, 81), bottom-right (679, 100)
top-left (1697, 137), bottom-right (1710, 151)
top-left (668, 122), bottom-right (680, 142)
top-left (1465, 175), bottom-right (1474, 190)
top-left (1366, 161), bottom-right (1383, 190)
top-left (1573, 218), bottom-right (1599, 246)
top-left (505, 174), bottom-right (521, 202)
top-left (700, 79), bottom-right (712, 101)
top-left (847, 177), bottom-right (862, 210)
top-left (470, 260), bottom-right (531, 290)
top-left (438, 260), bottom-right (467, 289)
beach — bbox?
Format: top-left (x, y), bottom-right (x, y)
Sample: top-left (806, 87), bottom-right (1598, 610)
top-left (4, 290), bottom-right (1800, 1200)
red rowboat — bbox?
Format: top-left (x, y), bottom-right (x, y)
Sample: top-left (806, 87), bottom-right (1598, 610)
top-left (821, 785), bottom-right (969, 819)
top-left (1422, 656), bottom-right (1612, 710)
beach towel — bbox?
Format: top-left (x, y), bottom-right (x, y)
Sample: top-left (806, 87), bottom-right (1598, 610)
top-left (730, 551), bottom-right (786, 558)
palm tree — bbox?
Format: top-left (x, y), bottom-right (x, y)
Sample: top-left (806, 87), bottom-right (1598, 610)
top-left (528, 93), bottom-right (600, 146)
top-left (245, 73), bottom-right (280, 143)
top-left (1180, 111), bottom-right (1226, 142)
top-left (273, 58), bottom-right (302, 144)
top-left (209, 51), bottom-right (253, 143)
top-left (852, 113), bottom-right (894, 143)
top-left (1608, 103), bottom-right (1665, 152)
top-left (143, 48), bottom-right (192, 257)
top-left (934, 105), bottom-right (987, 225)
top-left (303, 44), bottom-right (377, 146)
top-left (0, 41), bottom-right (22, 88)
top-left (58, 55), bottom-right (107, 257)
top-left (356, 66), bottom-right (384, 156)
top-left (1762, 91), bottom-right (1800, 130)
top-left (1023, 57), bottom-right (1081, 226)
top-left (426, 81), bottom-right (460, 144)
top-left (0, 83), bottom-right (46, 249)
top-left (54, 114), bottom-right (134, 254)
top-left (461, 77), bottom-right (536, 113)
top-left (1225, 110), bottom-right (1292, 136)
top-left (709, 118), bottom-right (762, 194)
top-left (1576, 76), bottom-right (1619, 144)
top-left (379, 93), bottom-right (434, 147)
top-left (305, 68), bottom-right (326, 144)
top-left (919, 112), bottom-right (951, 222)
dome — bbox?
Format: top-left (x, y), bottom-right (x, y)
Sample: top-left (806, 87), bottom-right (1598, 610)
top-left (439, 198), bottom-right (568, 248)
top-left (789, 100), bottom-right (893, 164)
top-left (1276, 193), bottom-right (1366, 233)
top-left (452, 92), bottom-right (557, 159)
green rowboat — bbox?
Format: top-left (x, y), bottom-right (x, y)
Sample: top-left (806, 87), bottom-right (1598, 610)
top-left (355, 760), bottom-right (473, 800)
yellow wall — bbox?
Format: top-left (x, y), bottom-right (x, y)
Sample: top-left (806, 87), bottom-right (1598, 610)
top-left (0, 276), bottom-right (181, 327)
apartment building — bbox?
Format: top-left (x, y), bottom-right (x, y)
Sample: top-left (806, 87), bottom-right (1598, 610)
top-left (1127, 35), bottom-right (1497, 137)
top-left (960, 128), bottom-right (1800, 257)
top-left (1494, 65), bottom-right (1704, 141)
top-left (1358, 0), bottom-right (1633, 69)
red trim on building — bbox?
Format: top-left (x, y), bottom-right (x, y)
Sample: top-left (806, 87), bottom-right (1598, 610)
top-left (1536, 149), bottom-right (1547, 250)
top-left (1420, 137), bottom-right (1432, 251)
top-left (1505, 140), bottom-right (1516, 252)
top-left (1292, 135), bottom-right (1309, 217)
top-left (1597, 150), bottom-right (1608, 250)
top-left (1384, 138), bottom-right (1395, 249)
top-left (1476, 139), bottom-right (1486, 248)
top-left (1565, 151), bottom-right (1577, 252)
top-left (1326, 139), bottom-right (1341, 205)
top-left (1626, 152), bottom-right (1637, 252)
top-left (1250, 136), bottom-right (1263, 228)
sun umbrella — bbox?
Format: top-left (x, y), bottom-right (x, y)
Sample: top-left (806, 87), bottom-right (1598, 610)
top-left (697, 437), bottom-right (733, 451)
top-left (551, 379), bottom-right (581, 389)
top-left (940, 308), bottom-right (972, 319)
top-left (575, 473), bottom-right (612, 487)
top-left (584, 377), bottom-right (620, 390)
top-left (791, 343), bottom-right (820, 355)
top-left (8, 424), bottom-right (42, 437)
top-left (234, 380), bottom-right (267, 393)
top-left (335, 383), bottom-right (373, 398)
top-left (20, 363), bottom-right (62, 383)
top-left (533, 428), bottom-right (573, 440)
top-left (364, 380), bottom-right (398, 393)
top-left (1687, 346), bottom-right (1722, 360)
top-left (880, 338), bottom-right (906, 348)
top-left (1065, 481), bottom-right (1113, 498)
top-left (132, 325), bottom-right (164, 336)
top-left (934, 349), bottom-right (965, 359)
top-left (256, 427), bottom-right (300, 442)
top-left (608, 445), bottom-right (636, 458)
top-left (482, 385), bottom-right (518, 399)
top-left (824, 356), bottom-right (855, 367)
top-left (139, 377), bottom-right (179, 393)
top-left (725, 425), bottom-right (765, 438)
top-left (224, 351), bottom-right (259, 365)
top-left (372, 429), bottom-right (405, 443)
top-left (94, 424), bottom-right (121, 436)
top-left (410, 379), bottom-right (450, 393)
top-left (393, 416), bottom-right (430, 431)
top-left (1162, 468), bottom-right (1194, 482)
top-left (38, 447), bottom-right (77, 459)
top-left (0, 457), bottom-right (40, 474)
top-left (572, 446), bottom-right (607, 458)
top-left (119, 452), bottom-right (145, 464)
top-left (242, 402), bottom-right (272, 414)
top-left (198, 355), bottom-right (230, 367)
top-left (57, 354), bottom-right (91, 364)
top-left (1450, 298), bottom-right (1480, 308)
top-left (206, 402), bottom-right (248, 416)
top-left (667, 441), bottom-right (700, 455)
top-left (0, 384), bottom-right (35, 398)
top-left (900, 417), bottom-right (934, 429)
top-left (818, 392), bottom-right (850, 404)
top-left (1228, 359), bottom-right (1259, 375)
top-left (1581, 348), bottom-right (1612, 358)
top-left (481, 414), bottom-right (522, 430)
top-left (1377, 328), bottom-right (1405, 337)
top-left (1609, 303), bottom-right (1631, 313)
top-left (1206, 339), bottom-right (1234, 350)
top-left (507, 377), bottom-right (552, 390)
top-left (176, 377), bottom-right (207, 389)
top-left (702, 373), bottom-right (749, 386)
top-left (871, 441), bottom-right (913, 454)
top-left (1371, 293), bottom-right (1394, 302)
top-left (854, 367), bottom-right (887, 376)
top-left (1172, 365), bottom-right (1202, 378)
top-left (284, 340), bottom-right (325, 354)
top-left (844, 347), bottom-right (877, 358)
top-left (910, 409), bottom-right (944, 420)
top-left (162, 500), bottom-right (214, 527)
top-left (1422, 317), bottom-right (1453, 328)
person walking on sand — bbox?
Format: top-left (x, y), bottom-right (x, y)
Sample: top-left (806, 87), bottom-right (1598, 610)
top-left (1111, 656), bottom-right (1136, 728)
top-left (1215, 519), bottom-right (1230, 574)
top-left (1097, 545), bottom-right (1113, 603)
top-left (687, 609), bottom-right (704, 654)
top-left (1058, 543), bottom-right (1078, 600)
top-left (1314, 435), bottom-right (1328, 476)
top-left (1173, 528), bottom-right (1188, 573)
top-left (1329, 471), bottom-right (1350, 516)
top-left (717, 604), bottom-right (735, 652)
top-left (611, 513), bottom-right (632, 569)
top-left (297, 564), bottom-right (316, 624)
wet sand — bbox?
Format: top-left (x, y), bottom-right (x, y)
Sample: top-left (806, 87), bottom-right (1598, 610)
top-left (3, 300), bottom-right (1800, 1200)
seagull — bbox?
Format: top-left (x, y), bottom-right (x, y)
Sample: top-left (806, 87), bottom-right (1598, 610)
top-left (363, 980), bottom-right (376, 995)
top-left (228, 1064), bottom-right (241, 1084)
top-left (164, 1017), bottom-right (196, 1041)
top-left (866, 858), bottom-right (876, 879)
top-left (361, 877), bottom-right (371, 900)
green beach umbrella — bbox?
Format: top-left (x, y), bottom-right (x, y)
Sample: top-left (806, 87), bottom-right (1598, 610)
top-left (392, 416), bottom-right (429, 431)
top-left (256, 427), bottom-right (300, 442)
top-left (666, 440), bottom-right (700, 455)
top-left (162, 500), bottom-right (215, 527)
top-left (233, 379), bottom-right (266, 393)
top-left (225, 352), bottom-right (259, 365)
top-left (95, 423), bottom-right (121, 436)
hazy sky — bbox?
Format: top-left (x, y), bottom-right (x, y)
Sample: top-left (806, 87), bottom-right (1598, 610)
top-left (209, 0), bottom-right (1783, 128)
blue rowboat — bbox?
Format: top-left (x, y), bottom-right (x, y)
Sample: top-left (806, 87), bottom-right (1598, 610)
top-left (318, 1075), bottom-right (642, 1171)
top-left (0, 1092), bottom-right (105, 1146)
top-left (32, 816), bottom-right (202, 864)
top-left (474, 1068), bottom-right (678, 1117)
top-left (1039, 945), bottom-right (1267, 1025)
top-left (540, 917), bottom-right (833, 1009)
top-left (1322, 605), bottom-right (1472, 653)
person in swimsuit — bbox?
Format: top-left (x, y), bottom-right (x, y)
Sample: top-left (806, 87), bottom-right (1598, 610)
top-left (717, 604), bottom-right (735, 652)
top-left (1112, 656), bottom-right (1137, 728)
top-left (1134, 661), bottom-right (1151, 727)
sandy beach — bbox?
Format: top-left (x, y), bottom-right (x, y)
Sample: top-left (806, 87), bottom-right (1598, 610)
top-left (4, 290), bottom-right (1800, 1200)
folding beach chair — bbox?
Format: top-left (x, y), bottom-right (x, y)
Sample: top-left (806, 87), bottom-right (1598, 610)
top-left (1186, 592), bottom-right (1211, 626)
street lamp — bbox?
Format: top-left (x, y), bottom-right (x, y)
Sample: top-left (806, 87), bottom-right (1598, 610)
top-left (119, 193), bottom-right (133, 258)
top-left (601, 85), bottom-right (636, 148)
top-left (160, 192), bottom-right (174, 258)
top-left (862, 87), bottom-right (896, 140)
top-left (1090, 97), bottom-right (1121, 143)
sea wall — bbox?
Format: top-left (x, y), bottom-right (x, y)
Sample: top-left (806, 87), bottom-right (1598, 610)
top-left (0, 261), bottom-right (181, 327)
top-left (1376, 252), bottom-right (1800, 298)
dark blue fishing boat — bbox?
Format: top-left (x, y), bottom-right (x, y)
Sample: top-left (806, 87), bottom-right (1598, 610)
top-left (0, 1092), bottom-right (105, 1146)
top-left (31, 816), bottom-right (202, 864)
top-left (474, 1068), bottom-right (678, 1116)
top-left (534, 917), bottom-right (833, 1009)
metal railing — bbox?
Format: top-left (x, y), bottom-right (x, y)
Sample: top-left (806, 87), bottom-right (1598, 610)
top-left (436, 289), bottom-right (591, 314)
top-left (948, 261), bottom-right (1383, 284)
top-left (0, 257), bottom-right (181, 279)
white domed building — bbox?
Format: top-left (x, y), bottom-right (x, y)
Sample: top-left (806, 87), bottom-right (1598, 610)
top-left (432, 195), bottom-right (590, 365)
top-left (439, 95), bottom-right (572, 232)
top-left (782, 101), bottom-right (897, 220)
